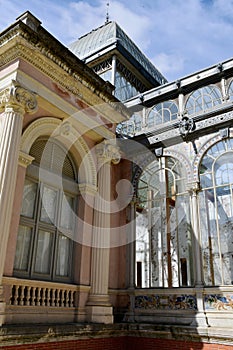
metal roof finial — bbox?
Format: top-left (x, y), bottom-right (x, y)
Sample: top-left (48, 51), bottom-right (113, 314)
top-left (105, 1), bottom-right (110, 23)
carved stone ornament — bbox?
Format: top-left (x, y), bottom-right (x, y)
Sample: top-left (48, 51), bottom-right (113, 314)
top-left (96, 140), bottom-right (121, 164)
top-left (179, 116), bottom-right (195, 138)
top-left (0, 80), bottom-right (37, 114)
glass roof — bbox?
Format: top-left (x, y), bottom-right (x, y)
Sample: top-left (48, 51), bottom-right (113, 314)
top-left (69, 21), bottom-right (167, 86)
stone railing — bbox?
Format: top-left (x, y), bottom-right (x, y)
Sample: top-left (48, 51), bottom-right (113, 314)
top-left (2, 277), bottom-right (78, 308)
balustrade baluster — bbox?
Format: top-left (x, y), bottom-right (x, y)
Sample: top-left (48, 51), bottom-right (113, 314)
top-left (52, 289), bottom-right (56, 306)
top-left (36, 288), bottom-right (41, 306)
top-left (46, 288), bottom-right (51, 306)
top-left (19, 286), bottom-right (25, 305)
top-left (41, 288), bottom-right (46, 306)
top-left (31, 287), bottom-right (36, 306)
top-left (61, 290), bottom-right (65, 307)
top-left (13, 285), bottom-right (19, 306)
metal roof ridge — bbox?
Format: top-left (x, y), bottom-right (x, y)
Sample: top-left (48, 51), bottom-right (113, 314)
top-left (76, 20), bottom-right (114, 41)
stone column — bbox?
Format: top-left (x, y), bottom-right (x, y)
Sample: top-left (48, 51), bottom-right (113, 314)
top-left (189, 183), bottom-right (209, 327)
top-left (86, 140), bottom-right (120, 324)
top-left (0, 81), bottom-right (37, 326)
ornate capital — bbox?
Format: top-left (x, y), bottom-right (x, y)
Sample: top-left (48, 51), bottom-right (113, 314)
top-left (18, 151), bottom-right (34, 168)
top-left (186, 181), bottom-right (200, 194)
top-left (96, 140), bottom-right (121, 164)
top-left (0, 81), bottom-right (37, 114)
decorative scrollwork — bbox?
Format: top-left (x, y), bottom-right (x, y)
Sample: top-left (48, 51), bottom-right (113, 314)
top-left (0, 80), bottom-right (37, 114)
top-left (179, 116), bottom-right (195, 138)
top-left (96, 140), bottom-right (121, 164)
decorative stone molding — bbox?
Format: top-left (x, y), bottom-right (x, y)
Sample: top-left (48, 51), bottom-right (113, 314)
top-left (0, 34), bottom-right (129, 123)
top-left (18, 151), bottom-right (34, 168)
top-left (0, 81), bottom-right (37, 114)
top-left (96, 140), bottom-right (121, 164)
top-left (20, 117), bottom-right (61, 154)
top-left (20, 117), bottom-right (97, 187)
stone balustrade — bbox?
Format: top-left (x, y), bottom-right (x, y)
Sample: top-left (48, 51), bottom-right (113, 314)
top-left (2, 277), bottom-right (77, 308)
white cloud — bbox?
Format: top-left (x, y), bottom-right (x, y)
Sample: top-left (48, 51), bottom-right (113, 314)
top-left (152, 52), bottom-right (185, 77)
top-left (1, 0), bottom-right (233, 81)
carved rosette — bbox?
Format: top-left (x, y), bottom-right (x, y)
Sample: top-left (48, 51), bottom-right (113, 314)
top-left (96, 140), bottom-right (121, 165)
top-left (0, 80), bottom-right (37, 114)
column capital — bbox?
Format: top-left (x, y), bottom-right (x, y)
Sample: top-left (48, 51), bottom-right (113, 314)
top-left (96, 140), bottom-right (121, 164)
top-left (186, 181), bottom-right (200, 194)
top-left (0, 80), bottom-right (37, 114)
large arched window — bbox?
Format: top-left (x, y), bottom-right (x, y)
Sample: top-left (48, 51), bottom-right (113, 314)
top-left (199, 138), bottom-right (233, 286)
top-left (135, 156), bottom-right (193, 288)
top-left (185, 85), bottom-right (222, 115)
top-left (14, 138), bottom-right (78, 281)
top-left (147, 101), bottom-right (178, 128)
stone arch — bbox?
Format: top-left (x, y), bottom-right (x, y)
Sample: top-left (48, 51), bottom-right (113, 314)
top-left (20, 117), bottom-right (97, 187)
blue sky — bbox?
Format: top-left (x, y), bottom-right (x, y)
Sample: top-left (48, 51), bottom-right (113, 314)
top-left (0, 0), bottom-right (233, 82)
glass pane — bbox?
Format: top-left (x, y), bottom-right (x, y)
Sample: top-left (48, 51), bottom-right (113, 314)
top-left (163, 109), bottom-right (170, 123)
top-left (14, 225), bottom-right (32, 271)
top-left (21, 179), bottom-right (37, 218)
top-left (56, 235), bottom-right (70, 276)
top-left (214, 153), bottom-right (233, 186)
top-left (200, 173), bottom-right (213, 189)
top-left (40, 186), bottom-right (57, 224)
top-left (34, 230), bottom-right (53, 274)
top-left (60, 194), bottom-right (74, 230)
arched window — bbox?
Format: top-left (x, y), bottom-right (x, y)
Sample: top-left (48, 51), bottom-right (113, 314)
top-left (199, 138), bottom-right (233, 286)
top-left (185, 85), bottom-right (222, 115)
top-left (228, 80), bottom-right (233, 100)
top-left (135, 156), bottom-right (193, 288)
top-left (147, 101), bottom-right (178, 128)
top-left (14, 138), bottom-right (78, 281)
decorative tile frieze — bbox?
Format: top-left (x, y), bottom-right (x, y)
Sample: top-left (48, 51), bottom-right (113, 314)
top-left (205, 294), bottom-right (233, 311)
top-left (135, 294), bottom-right (197, 310)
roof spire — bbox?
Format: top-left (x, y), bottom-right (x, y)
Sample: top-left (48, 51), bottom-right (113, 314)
top-left (105, 1), bottom-right (110, 24)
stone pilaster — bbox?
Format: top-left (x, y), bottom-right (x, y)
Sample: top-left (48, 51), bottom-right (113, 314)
top-left (0, 81), bottom-right (37, 326)
top-left (86, 140), bottom-right (120, 324)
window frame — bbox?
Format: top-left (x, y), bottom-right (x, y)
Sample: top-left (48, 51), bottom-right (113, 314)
top-left (14, 139), bottom-right (78, 283)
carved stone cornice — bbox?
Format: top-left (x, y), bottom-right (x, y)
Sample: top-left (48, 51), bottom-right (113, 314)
top-left (0, 81), bottom-right (37, 114)
top-left (96, 140), bottom-right (121, 164)
top-left (0, 30), bottom-right (129, 123)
